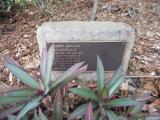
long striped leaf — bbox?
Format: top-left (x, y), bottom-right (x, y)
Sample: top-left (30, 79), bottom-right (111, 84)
top-left (4, 58), bottom-right (40, 89)
top-left (96, 56), bottom-right (105, 95)
top-left (85, 102), bottom-right (94, 120)
top-left (108, 65), bottom-right (123, 87)
top-left (45, 44), bottom-right (54, 91)
top-left (68, 104), bottom-right (88, 120)
top-left (0, 95), bottom-right (30, 105)
top-left (7, 114), bottom-right (17, 120)
top-left (6, 88), bottom-right (38, 97)
top-left (51, 62), bottom-right (84, 89)
top-left (106, 110), bottom-right (119, 120)
top-left (69, 88), bottom-right (98, 102)
top-left (39, 108), bottom-right (48, 120)
top-left (108, 75), bottom-right (125, 98)
top-left (34, 109), bottom-right (39, 120)
top-left (106, 98), bottom-right (138, 107)
top-left (52, 88), bottom-right (63, 120)
top-left (17, 96), bottom-right (42, 120)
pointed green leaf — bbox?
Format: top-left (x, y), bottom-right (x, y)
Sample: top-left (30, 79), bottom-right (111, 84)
top-left (85, 102), bottom-right (94, 120)
top-left (17, 97), bottom-right (42, 120)
top-left (52, 88), bottom-right (63, 120)
top-left (3, 55), bottom-right (24, 70)
top-left (106, 110), bottom-right (119, 120)
top-left (69, 88), bottom-right (98, 102)
top-left (4, 62), bottom-right (40, 89)
top-left (0, 95), bottom-right (30, 105)
top-left (21, 114), bottom-right (28, 120)
top-left (106, 98), bottom-right (138, 107)
top-left (34, 109), bottom-right (39, 120)
top-left (108, 74), bottom-right (125, 98)
top-left (7, 114), bottom-right (17, 120)
top-left (68, 104), bottom-right (88, 120)
top-left (101, 85), bottom-right (108, 99)
top-left (51, 62), bottom-right (84, 89)
top-left (45, 44), bottom-right (54, 91)
top-left (40, 47), bottom-right (47, 82)
top-left (97, 56), bottom-right (105, 95)
top-left (39, 108), bottom-right (48, 120)
top-left (108, 65), bottom-right (123, 87)
top-left (0, 104), bottom-right (24, 119)
top-left (6, 88), bottom-right (37, 97)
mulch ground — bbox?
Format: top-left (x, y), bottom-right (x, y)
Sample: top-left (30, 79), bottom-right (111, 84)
top-left (0, 0), bottom-right (160, 113)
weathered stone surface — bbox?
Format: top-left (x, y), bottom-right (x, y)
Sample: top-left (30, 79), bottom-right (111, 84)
top-left (37, 21), bottom-right (135, 81)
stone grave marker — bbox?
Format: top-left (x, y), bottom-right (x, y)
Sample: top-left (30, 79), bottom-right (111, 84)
top-left (37, 21), bottom-right (135, 81)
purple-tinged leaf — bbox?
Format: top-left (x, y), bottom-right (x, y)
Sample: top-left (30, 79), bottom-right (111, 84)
top-left (108, 74), bottom-right (125, 98)
top-left (44, 45), bottom-right (54, 91)
top-left (108, 65), bottom-right (123, 88)
top-left (106, 110), bottom-right (119, 120)
top-left (96, 56), bottom-right (105, 95)
top-left (39, 108), bottom-right (48, 120)
top-left (130, 102), bottom-right (145, 114)
top-left (3, 55), bottom-right (24, 70)
top-left (69, 88), bottom-right (98, 102)
top-left (136, 96), bottom-right (153, 102)
top-left (0, 104), bottom-right (24, 119)
top-left (106, 98), bottom-right (138, 107)
top-left (4, 61), bottom-right (40, 89)
top-left (40, 47), bottom-right (47, 82)
top-left (17, 96), bottom-right (42, 120)
top-left (6, 88), bottom-right (38, 97)
top-left (75, 65), bottom-right (88, 76)
top-left (85, 102), bottom-right (94, 120)
top-left (34, 109), bottom-right (39, 120)
top-left (52, 88), bottom-right (63, 120)
top-left (51, 62), bottom-right (84, 89)
top-left (7, 114), bottom-right (17, 120)
top-left (68, 104), bottom-right (88, 120)
top-left (0, 95), bottom-right (30, 105)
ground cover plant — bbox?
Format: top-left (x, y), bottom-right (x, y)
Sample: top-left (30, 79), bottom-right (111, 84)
top-left (0, 45), bottom-right (159, 120)
top-left (0, 45), bottom-right (87, 120)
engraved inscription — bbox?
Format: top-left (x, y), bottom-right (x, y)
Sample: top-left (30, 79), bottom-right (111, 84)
top-left (49, 42), bottom-right (126, 71)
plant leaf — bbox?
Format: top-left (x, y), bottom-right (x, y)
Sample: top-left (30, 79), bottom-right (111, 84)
top-left (0, 95), bottom-right (30, 105)
top-left (96, 56), bottom-right (105, 95)
top-left (68, 104), bottom-right (88, 120)
top-left (34, 109), bottom-right (39, 120)
top-left (108, 65), bottom-right (123, 87)
top-left (7, 114), bottom-right (16, 120)
top-left (106, 98), bottom-right (138, 107)
top-left (40, 47), bottom-right (47, 82)
top-left (6, 88), bottom-right (37, 97)
top-left (85, 102), bottom-right (94, 120)
top-left (44, 44), bottom-right (54, 91)
top-left (17, 96), bottom-right (42, 120)
top-left (39, 108), bottom-right (48, 120)
top-left (108, 74), bottom-right (125, 98)
top-left (51, 62), bottom-right (84, 89)
top-left (0, 104), bottom-right (24, 119)
top-left (4, 58), bottom-right (40, 89)
top-left (69, 88), bottom-right (98, 102)
top-left (52, 88), bottom-right (63, 120)
top-left (106, 110), bottom-right (119, 120)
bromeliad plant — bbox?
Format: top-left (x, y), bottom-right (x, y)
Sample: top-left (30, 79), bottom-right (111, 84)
top-left (68, 56), bottom-right (143, 120)
top-left (0, 44), bottom-right (87, 120)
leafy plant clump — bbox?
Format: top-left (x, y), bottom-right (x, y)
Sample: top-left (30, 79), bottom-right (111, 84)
top-left (0, 45), bottom-right (87, 120)
top-left (68, 56), bottom-right (154, 120)
top-left (1, 44), bottom-right (158, 120)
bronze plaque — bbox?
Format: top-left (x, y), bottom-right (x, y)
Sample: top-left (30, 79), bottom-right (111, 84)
top-left (48, 42), bottom-right (126, 71)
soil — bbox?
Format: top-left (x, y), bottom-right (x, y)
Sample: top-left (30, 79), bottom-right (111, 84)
top-left (0, 0), bottom-right (160, 114)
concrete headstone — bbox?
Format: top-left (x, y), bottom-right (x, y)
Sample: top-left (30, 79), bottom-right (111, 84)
top-left (37, 21), bottom-right (135, 81)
